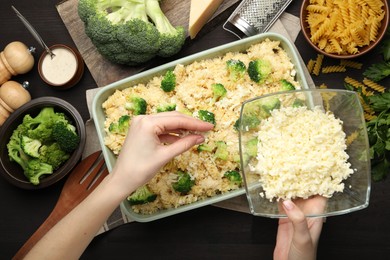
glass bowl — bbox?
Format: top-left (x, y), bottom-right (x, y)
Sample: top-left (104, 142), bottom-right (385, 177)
top-left (238, 89), bottom-right (371, 218)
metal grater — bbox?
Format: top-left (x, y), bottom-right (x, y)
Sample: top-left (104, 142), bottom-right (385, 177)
top-left (223, 0), bottom-right (293, 38)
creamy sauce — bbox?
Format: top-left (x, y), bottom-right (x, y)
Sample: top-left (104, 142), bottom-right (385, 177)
top-left (41, 47), bottom-right (78, 85)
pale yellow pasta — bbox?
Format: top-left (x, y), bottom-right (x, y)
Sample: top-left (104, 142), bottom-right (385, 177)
top-left (312, 54), bottom-right (324, 76)
top-left (363, 78), bottom-right (387, 92)
top-left (305, 0), bottom-right (386, 55)
top-left (340, 60), bottom-right (363, 69)
top-left (344, 76), bottom-right (364, 89)
top-left (306, 59), bottom-right (316, 73)
top-left (322, 65), bottom-right (346, 73)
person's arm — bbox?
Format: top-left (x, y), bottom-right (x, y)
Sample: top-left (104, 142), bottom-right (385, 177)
top-left (24, 112), bottom-right (214, 260)
top-left (274, 196), bottom-right (326, 260)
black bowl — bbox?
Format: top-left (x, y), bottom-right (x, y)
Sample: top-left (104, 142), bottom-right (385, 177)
top-left (0, 97), bottom-right (86, 189)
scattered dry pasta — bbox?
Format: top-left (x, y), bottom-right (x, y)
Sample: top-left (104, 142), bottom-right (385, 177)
top-left (346, 131), bottom-right (359, 146)
top-left (322, 65), bottom-right (346, 73)
top-left (344, 76), bottom-right (365, 89)
top-left (340, 60), bottom-right (363, 69)
top-left (305, 0), bottom-right (386, 55)
top-left (307, 59), bottom-right (316, 73)
top-left (312, 54), bottom-right (324, 76)
top-left (363, 78), bottom-right (386, 92)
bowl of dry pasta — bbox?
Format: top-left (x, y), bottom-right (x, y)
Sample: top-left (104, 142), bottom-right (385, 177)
top-left (300, 0), bottom-right (389, 59)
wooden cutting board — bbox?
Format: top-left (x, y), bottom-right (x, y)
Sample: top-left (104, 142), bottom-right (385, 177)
top-left (56, 0), bottom-right (240, 88)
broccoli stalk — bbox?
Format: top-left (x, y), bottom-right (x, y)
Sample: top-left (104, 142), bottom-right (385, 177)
top-left (24, 159), bottom-right (53, 185)
top-left (145, 0), bottom-right (186, 57)
top-left (197, 143), bottom-right (214, 152)
top-left (127, 185), bottom-right (157, 205)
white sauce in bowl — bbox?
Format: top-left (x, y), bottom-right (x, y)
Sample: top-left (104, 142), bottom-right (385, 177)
top-left (40, 47), bottom-right (78, 85)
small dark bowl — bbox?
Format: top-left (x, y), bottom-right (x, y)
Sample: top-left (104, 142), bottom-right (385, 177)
top-left (0, 97), bottom-right (86, 189)
top-left (300, 0), bottom-right (389, 59)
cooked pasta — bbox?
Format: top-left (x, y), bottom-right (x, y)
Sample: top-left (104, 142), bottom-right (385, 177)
top-left (305, 0), bottom-right (386, 55)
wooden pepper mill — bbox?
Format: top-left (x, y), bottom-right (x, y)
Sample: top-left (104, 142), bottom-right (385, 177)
top-left (0, 41), bottom-right (35, 85)
top-left (0, 80), bottom-right (31, 126)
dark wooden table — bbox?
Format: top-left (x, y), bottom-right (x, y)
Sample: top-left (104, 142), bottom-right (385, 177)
top-left (1, 1), bottom-right (389, 259)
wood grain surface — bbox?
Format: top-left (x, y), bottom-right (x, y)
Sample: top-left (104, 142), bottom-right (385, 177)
top-left (56, 0), bottom-right (240, 87)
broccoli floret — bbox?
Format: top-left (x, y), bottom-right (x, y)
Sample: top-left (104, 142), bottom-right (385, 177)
top-left (78, 0), bottom-right (185, 66)
top-left (245, 138), bottom-right (258, 157)
top-left (198, 110), bottom-right (216, 125)
top-left (52, 121), bottom-right (80, 153)
top-left (39, 143), bottom-right (71, 170)
top-left (172, 171), bottom-right (195, 194)
top-left (197, 143), bottom-right (214, 152)
top-left (292, 98), bottom-right (305, 108)
top-left (215, 141), bottom-right (228, 160)
top-left (247, 59), bottom-right (272, 83)
top-left (156, 103), bottom-right (176, 113)
top-left (280, 79), bottom-right (296, 91)
top-left (260, 97), bottom-right (281, 114)
top-left (226, 59), bottom-right (246, 81)
top-left (224, 170), bottom-right (242, 185)
top-left (125, 96), bottom-right (147, 115)
top-left (24, 159), bottom-right (53, 185)
top-left (145, 0), bottom-right (186, 57)
top-left (108, 115), bottom-right (131, 135)
top-left (160, 70), bottom-right (176, 92)
top-left (127, 185), bottom-right (157, 205)
top-left (20, 135), bottom-right (42, 158)
top-left (212, 83), bottom-right (227, 102)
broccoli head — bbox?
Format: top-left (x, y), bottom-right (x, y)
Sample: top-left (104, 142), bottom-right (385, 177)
top-left (247, 59), bottom-right (272, 83)
top-left (260, 97), bottom-right (281, 114)
top-left (280, 79), bottom-right (296, 91)
top-left (215, 141), bottom-right (229, 160)
top-left (125, 96), bottom-right (147, 115)
top-left (127, 185), bottom-right (157, 205)
top-left (224, 170), bottom-right (242, 186)
top-left (52, 121), bottom-right (80, 153)
top-left (24, 159), bottom-right (53, 185)
top-left (245, 138), bottom-right (258, 158)
top-left (160, 70), bottom-right (176, 92)
top-left (78, 0), bottom-right (185, 66)
top-left (197, 110), bottom-right (216, 125)
top-left (197, 143), bottom-right (214, 153)
top-left (39, 143), bottom-right (70, 170)
top-left (172, 171), bottom-right (195, 194)
top-left (109, 115), bottom-right (131, 135)
top-left (292, 98), bottom-right (305, 108)
top-left (156, 103), bottom-right (176, 113)
top-left (212, 83), bottom-right (227, 102)
top-left (145, 0), bottom-right (186, 57)
top-left (20, 135), bottom-right (42, 158)
top-left (226, 59), bottom-right (246, 81)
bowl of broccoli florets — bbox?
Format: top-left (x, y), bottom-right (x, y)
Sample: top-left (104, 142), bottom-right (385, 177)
top-left (0, 97), bottom-right (86, 189)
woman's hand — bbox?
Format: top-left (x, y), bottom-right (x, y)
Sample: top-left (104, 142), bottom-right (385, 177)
top-left (110, 111), bottom-right (214, 194)
top-left (274, 196), bottom-right (326, 260)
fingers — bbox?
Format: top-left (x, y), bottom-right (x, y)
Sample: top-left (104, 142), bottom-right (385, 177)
top-left (282, 200), bottom-right (310, 237)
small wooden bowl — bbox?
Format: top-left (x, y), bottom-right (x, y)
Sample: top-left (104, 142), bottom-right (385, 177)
top-left (38, 44), bottom-right (84, 90)
top-left (300, 0), bottom-right (389, 59)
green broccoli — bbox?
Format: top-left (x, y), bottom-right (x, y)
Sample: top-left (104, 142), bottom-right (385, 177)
top-left (78, 0), bottom-right (185, 66)
top-left (125, 96), bottom-right (147, 115)
top-left (247, 59), bottom-right (272, 83)
top-left (226, 59), bottom-right (246, 81)
top-left (212, 83), bottom-right (227, 102)
top-left (280, 79), bottom-right (296, 91)
top-left (156, 103), bottom-right (176, 113)
top-left (172, 171), bottom-right (195, 194)
top-left (292, 98), bottom-right (305, 108)
top-left (39, 143), bottom-right (70, 170)
top-left (52, 121), bottom-right (80, 153)
top-left (198, 110), bottom-right (216, 125)
top-left (245, 138), bottom-right (258, 157)
top-left (197, 143), bottom-right (214, 152)
top-left (160, 70), bottom-right (176, 92)
top-left (145, 0), bottom-right (186, 57)
top-left (127, 185), bottom-right (157, 205)
top-left (215, 141), bottom-right (228, 160)
top-left (20, 135), bottom-right (42, 158)
top-left (224, 170), bottom-right (242, 186)
top-left (108, 115), bottom-right (131, 135)
top-left (24, 159), bottom-right (53, 185)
